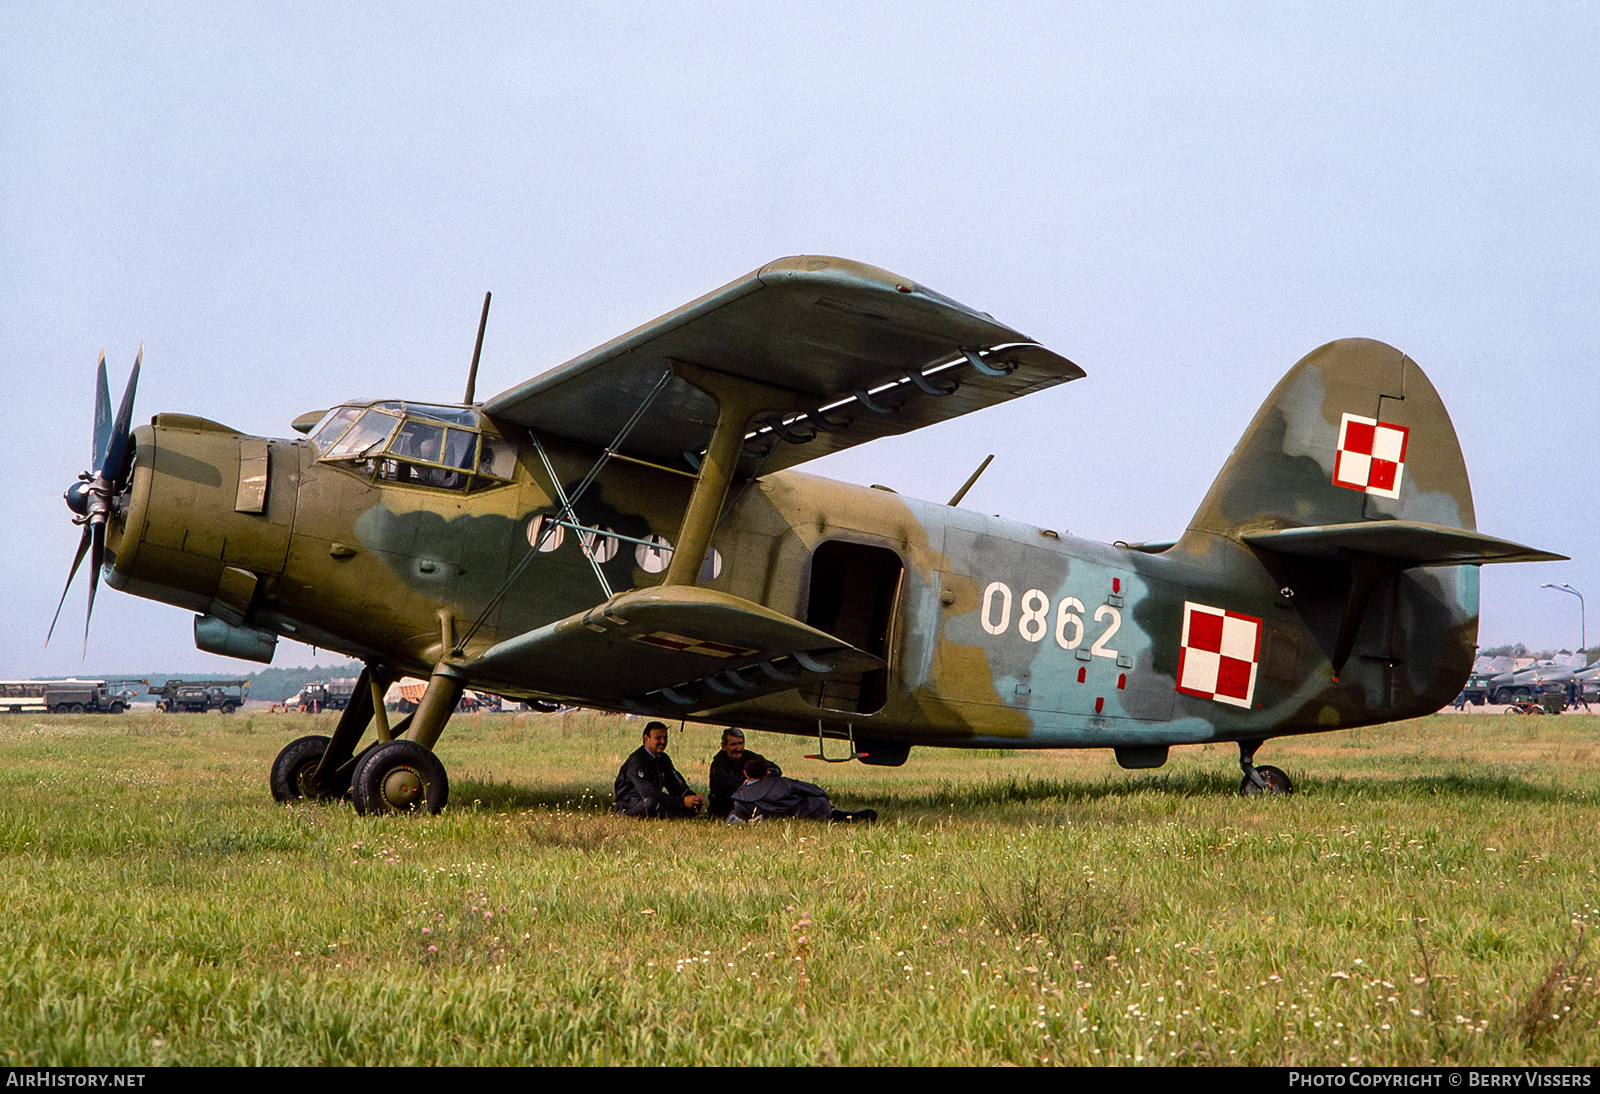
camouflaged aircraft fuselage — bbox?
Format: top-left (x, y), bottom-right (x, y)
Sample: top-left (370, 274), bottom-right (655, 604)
top-left (92, 256), bottom-right (1560, 779)
top-left (105, 342), bottom-right (1549, 764)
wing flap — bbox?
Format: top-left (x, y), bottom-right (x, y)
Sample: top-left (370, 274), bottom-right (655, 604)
top-left (482, 256), bottom-right (1083, 475)
top-left (1244, 521), bottom-right (1566, 565)
top-left (468, 585), bottom-right (884, 714)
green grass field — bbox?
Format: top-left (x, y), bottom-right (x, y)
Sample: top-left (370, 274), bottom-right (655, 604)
top-left (2, 708), bottom-right (1597, 1066)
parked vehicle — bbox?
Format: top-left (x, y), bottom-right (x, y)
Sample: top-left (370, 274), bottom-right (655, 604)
top-left (290, 678), bottom-right (358, 712)
top-left (1457, 672), bottom-right (1499, 705)
top-left (150, 679), bottom-right (249, 713)
top-left (0, 679), bottom-right (141, 714)
top-left (385, 680), bottom-right (502, 714)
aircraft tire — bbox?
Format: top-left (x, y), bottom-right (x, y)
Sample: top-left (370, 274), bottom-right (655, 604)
top-left (270, 735), bottom-right (349, 803)
top-left (351, 740), bottom-right (449, 816)
top-left (1239, 764), bottom-right (1293, 797)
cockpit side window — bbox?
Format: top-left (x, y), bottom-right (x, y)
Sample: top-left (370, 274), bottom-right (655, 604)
top-left (478, 435), bottom-right (518, 480)
top-left (440, 428), bottom-right (477, 470)
top-left (376, 459), bottom-right (470, 490)
top-left (391, 420), bottom-right (447, 464)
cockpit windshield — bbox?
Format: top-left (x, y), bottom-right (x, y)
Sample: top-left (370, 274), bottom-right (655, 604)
top-left (310, 402), bottom-right (515, 492)
top-left (323, 410), bottom-right (401, 459)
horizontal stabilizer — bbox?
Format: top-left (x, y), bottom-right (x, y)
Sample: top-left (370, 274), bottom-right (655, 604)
top-left (1244, 521), bottom-right (1566, 566)
top-left (468, 585), bottom-right (883, 714)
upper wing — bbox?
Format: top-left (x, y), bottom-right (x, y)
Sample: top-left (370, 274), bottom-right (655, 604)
top-left (482, 256), bottom-right (1083, 476)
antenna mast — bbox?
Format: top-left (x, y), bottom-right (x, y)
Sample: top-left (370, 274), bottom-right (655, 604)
top-left (463, 291), bottom-right (491, 404)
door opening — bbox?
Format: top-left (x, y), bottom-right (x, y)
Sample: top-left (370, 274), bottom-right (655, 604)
top-left (803, 540), bottom-right (903, 714)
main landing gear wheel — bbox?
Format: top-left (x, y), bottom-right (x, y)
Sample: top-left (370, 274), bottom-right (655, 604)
top-left (270, 735), bottom-right (351, 802)
top-left (1240, 764), bottom-right (1293, 797)
top-left (351, 740), bottom-right (449, 816)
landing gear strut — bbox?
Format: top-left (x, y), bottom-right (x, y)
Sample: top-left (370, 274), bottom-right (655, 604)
top-left (1237, 739), bottom-right (1293, 797)
top-left (267, 664), bottom-right (462, 814)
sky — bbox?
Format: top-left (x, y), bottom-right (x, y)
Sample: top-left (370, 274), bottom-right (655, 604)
top-left (3, 3), bottom-right (1596, 677)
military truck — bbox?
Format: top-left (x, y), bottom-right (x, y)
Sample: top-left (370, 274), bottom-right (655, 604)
top-left (150, 678), bottom-right (249, 713)
top-left (290, 678), bottom-right (358, 712)
top-left (1456, 672), bottom-right (1499, 706)
top-left (0, 679), bottom-right (140, 714)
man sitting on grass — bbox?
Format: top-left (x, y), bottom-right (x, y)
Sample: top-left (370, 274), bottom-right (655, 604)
top-left (726, 756), bottom-right (876, 824)
top-left (614, 721), bottom-right (704, 819)
top-left (707, 728), bottom-right (782, 819)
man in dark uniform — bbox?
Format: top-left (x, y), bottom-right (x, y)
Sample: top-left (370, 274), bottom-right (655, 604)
top-left (707, 728), bottom-right (781, 819)
top-left (726, 756), bottom-right (876, 824)
top-left (614, 721), bottom-right (704, 818)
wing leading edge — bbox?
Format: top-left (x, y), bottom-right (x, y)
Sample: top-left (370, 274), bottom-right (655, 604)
top-left (482, 256), bottom-right (1083, 476)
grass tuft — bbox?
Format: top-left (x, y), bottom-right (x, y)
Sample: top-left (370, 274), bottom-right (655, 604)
top-left (976, 871), bottom-right (1138, 964)
top-left (1514, 928), bottom-right (1598, 1051)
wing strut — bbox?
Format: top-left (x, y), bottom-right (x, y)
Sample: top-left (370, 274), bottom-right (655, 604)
top-left (662, 360), bottom-right (807, 587)
top-left (527, 431), bottom-right (617, 599)
top-left (454, 368), bottom-right (676, 653)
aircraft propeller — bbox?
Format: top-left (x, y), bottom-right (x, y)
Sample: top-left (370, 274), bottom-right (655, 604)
top-left (49, 347), bottom-right (142, 654)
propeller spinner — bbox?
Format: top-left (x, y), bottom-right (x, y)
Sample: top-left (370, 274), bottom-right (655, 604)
top-left (48, 347), bottom-right (142, 653)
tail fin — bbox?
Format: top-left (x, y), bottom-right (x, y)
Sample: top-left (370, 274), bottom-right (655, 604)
top-left (1179, 339), bottom-right (1560, 720)
top-left (1186, 338), bottom-right (1475, 539)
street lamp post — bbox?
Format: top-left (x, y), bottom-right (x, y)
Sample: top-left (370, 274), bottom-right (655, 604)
top-left (1540, 583), bottom-right (1585, 656)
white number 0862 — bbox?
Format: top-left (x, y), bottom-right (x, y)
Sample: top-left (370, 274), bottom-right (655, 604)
top-left (980, 581), bottom-right (1120, 658)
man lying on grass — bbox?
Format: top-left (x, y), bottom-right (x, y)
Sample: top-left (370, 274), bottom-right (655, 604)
top-left (708, 728), bottom-right (784, 819)
top-left (726, 756), bottom-right (877, 825)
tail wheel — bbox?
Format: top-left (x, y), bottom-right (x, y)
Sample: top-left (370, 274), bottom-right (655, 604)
top-left (1240, 764), bottom-right (1293, 797)
top-left (270, 735), bottom-right (351, 802)
top-left (351, 740), bottom-right (449, 816)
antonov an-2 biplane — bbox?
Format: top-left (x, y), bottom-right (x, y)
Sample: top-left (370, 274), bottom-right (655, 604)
top-left (54, 256), bottom-right (1563, 812)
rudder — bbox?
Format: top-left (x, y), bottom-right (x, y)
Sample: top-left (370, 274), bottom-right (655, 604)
top-left (1179, 339), bottom-right (1482, 720)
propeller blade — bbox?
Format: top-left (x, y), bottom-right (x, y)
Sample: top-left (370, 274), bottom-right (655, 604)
top-left (100, 345), bottom-right (142, 488)
top-left (83, 520), bottom-right (105, 657)
top-left (45, 524), bottom-right (93, 648)
top-left (92, 350), bottom-right (112, 471)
